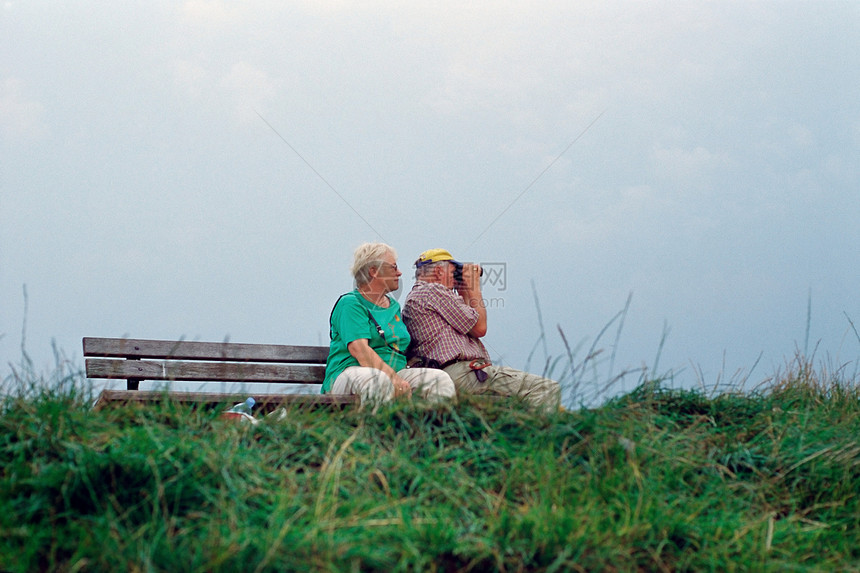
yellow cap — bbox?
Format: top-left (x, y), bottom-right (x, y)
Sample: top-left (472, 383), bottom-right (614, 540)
top-left (415, 248), bottom-right (458, 267)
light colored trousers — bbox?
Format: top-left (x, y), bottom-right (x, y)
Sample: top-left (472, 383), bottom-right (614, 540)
top-left (331, 366), bottom-right (456, 408)
top-left (442, 361), bottom-right (561, 412)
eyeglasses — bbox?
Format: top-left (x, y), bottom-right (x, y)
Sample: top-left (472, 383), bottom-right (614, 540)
top-left (378, 262), bottom-right (399, 272)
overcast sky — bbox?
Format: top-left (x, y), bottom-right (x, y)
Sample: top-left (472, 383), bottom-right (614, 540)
top-left (2, 1), bottom-right (859, 403)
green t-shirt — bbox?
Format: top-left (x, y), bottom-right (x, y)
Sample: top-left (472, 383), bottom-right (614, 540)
top-left (322, 291), bottom-right (409, 393)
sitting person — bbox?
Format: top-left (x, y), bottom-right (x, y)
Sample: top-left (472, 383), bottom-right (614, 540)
top-left (322, 242), bottom-right (456, 408)
top-left (402, 248), bottom-right (561, 411)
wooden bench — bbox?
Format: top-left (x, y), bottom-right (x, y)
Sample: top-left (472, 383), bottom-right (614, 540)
top-left (83, 337), bottom-right (358, 410)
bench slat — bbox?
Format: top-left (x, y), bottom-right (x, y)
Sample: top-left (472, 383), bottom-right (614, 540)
top-left (93, 390), bottom-right (358, 410)
top-left (86, 358), bottom-right (326, 384)
top-left (83, 337), bottom-right (329, 363)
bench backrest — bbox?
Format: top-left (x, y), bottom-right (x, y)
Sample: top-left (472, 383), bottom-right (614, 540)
top-left (83, 337), bottom-right (329, 391)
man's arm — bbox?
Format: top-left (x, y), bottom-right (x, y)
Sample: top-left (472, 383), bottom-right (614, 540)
top-left (456, 263), bottom-right (487, 338)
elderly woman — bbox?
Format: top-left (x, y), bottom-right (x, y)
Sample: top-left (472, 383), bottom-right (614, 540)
top-left (322, 242), bottom-right (456, 406)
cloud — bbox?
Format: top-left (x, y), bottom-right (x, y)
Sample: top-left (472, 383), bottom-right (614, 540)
top-left (652, 144), bottom-right (732, 189)
top-left (169, 56), bottom-right (279, 126)
top-left (181, 0), bottom-right (242, 29)
top-left (171, 59), bottom-right (210, 100)
top-left (0, 77), bottom-right (48, 143)
top-left (220, 62), bottom-right (279, 123)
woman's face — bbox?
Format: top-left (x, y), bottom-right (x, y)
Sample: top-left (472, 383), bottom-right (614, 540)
top-left (374, 252), bottom-right (402, 294)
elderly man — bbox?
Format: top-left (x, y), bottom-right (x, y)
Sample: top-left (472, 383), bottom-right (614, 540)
top-left (402, 248), bottom-right (560, 411)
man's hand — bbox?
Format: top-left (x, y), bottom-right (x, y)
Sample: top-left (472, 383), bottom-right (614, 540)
top-left (456, 263), bottom-right (483, 295)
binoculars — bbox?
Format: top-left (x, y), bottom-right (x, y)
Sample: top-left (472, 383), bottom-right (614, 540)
top-left (453, 262), bottom-right (483, 283)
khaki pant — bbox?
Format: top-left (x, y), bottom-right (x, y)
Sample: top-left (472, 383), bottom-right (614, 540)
top-left (443, 361), bottom-right (561, 412)
top-left (331, 366), bottom-right (456, 408)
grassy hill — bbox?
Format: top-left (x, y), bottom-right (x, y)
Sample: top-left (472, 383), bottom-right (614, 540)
top-left (2, 358), bottom-right (859, 572)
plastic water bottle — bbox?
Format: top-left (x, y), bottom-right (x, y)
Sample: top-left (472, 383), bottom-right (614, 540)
top-left (222, 397), bottom-right (258, 424)
top-left (226, 397), bottom-right (256, 414)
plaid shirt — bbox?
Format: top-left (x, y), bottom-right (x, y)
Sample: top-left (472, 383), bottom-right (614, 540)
top-left (402, 280), bottom-right (491, 365)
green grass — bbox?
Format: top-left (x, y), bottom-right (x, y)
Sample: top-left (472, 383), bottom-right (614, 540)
top-left (2, 356), bottom-right (860, 572)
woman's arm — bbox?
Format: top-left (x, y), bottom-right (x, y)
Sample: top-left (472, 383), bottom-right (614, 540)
top-left (347, 338), bottom-right (412, 398)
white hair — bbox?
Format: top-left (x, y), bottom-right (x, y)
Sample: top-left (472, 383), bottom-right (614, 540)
top-left (351, 242), bottom-right (396, 286)
top-left (415, 260), bottom-right (448, 279)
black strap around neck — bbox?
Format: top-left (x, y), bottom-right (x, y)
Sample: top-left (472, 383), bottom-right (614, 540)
top-left (329, 292), bottom-right (387, 342)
